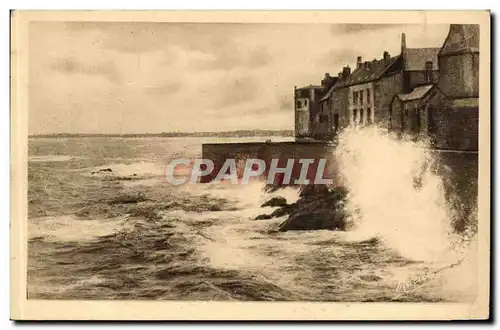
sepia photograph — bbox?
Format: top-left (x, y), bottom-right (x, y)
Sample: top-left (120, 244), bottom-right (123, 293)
top-left (10, 10), bottom-right (490, 320)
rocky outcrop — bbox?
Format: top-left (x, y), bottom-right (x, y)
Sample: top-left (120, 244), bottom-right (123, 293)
top-left (91, 168), bottom-right (113, 174)
top-left (261, 196), bottom-right (288, 208)
top-left (255, 185), bottom-right (349, 232)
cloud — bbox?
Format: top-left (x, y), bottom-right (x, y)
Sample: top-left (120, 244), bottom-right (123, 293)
top-left (50, 57), bottom-right (121, 83)
top-left (192, 46), bottom-right (273, 71)
top-left (65, 22), bottom-right (274, 71)
top-left (330, 24), bottom-right (406, 36)
top-left (144, 81), bottom-right (182, 95)
top-left (278, 95), bottom-right (294, 111)
top-left (317, 48), bottom-right (359, 67)
top-left (29, 22), bottom-right (450, 134)
top-left (65, 22), bottom-right (245, 55)
top-left (65, 22), bottom-right (176, 53)
top-left (247, 47), bottom-right (274, 68)
top-left (216, 76), bottom-right (259, 107)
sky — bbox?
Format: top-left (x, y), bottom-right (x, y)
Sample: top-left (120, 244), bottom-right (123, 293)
top-left (29, 22), bottom-right (450, 134)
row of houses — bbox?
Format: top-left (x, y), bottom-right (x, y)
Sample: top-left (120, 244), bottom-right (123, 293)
top-left (294, 24), bottom-right (480, 151)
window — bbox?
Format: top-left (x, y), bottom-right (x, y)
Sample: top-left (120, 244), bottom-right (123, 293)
top-left (367, 108), bottom-right (372, 124)
top-left (360, 108), bottom-right (364, 125)
top-left (334, 114), bottom-right (339, 131)
top-left (304, 99), bottom-right (308, 107)
top-left (353, 109), bottom-right (357, 124)
top-left (367, 89), bottom-right (371, 104)
top-left (353, 91), bottom-right (358, 104)
top-left (296, 100), bottom-right (301, 108)
top-left (360, 90), bottom-right (364, 105)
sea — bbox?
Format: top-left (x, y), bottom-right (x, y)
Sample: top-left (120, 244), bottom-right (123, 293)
top-left (27, 130), bottom-right (478, 301)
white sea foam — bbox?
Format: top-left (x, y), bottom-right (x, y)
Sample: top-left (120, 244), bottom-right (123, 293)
top-left (335, 126), bottom-right (470, 262)
top-left (88, 161), bottom-right (165, 177)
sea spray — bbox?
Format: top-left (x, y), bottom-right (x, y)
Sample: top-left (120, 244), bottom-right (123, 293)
top-left (183, 180), bottom-right (300, 209)
top-left (335, 126), bottom-right (457, 262)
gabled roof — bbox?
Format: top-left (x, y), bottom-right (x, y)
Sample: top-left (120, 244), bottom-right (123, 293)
top-left (439, 24), bottom-right (480, 56)
top-left (335, 55), bottom-right (400, 88)
top-left (397, 84), bottom-right (434, 102)
top-left (404, 48), bottom-right (440, 71)
top-left (319, 85), bottom-right (335, 102)
top-left (296, 84), bottom-right (323, 90)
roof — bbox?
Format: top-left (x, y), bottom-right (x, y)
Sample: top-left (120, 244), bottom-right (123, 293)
top-left (397, 84), bottom-right (434, 101)
top-left (403, 48), bottom-right (440, 71)
top-left (445, 98), bottom-right (479, 108)
top-left (440, 24), bottom-right (480, 56)
top-left (296, 84), bottom-right (323, 91)
top-left (319, 85), bottom-right (335, 102)
top-left (335, 55), bottom-right (400, 88)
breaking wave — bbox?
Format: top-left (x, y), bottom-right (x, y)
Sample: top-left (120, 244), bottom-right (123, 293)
top-left (335, 126), bottom-right (477, 299)
top-left (28, 135), bottom-right (478, 301)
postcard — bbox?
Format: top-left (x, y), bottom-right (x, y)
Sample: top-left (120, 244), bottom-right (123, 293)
top-left (10, 10), bottom-right (490, 320)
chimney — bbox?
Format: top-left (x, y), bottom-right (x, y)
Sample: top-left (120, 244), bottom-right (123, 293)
top-left (338, 72), bottom-right (342, 78)
top-left (342, 66), bottom-right (351, 77)
top-left (357, 56), bottom-right (362, 69)
top-left (401, 33), bottom-right (406, 54)
top-left (383, 51), bottom-right (390, 62)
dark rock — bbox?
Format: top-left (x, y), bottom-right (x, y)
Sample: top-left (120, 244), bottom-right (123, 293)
top-left (92, 168), bottom-right (113, 174)
top-left (278, 207), bottom-right (346, 232)
top-left (264, 184), bottom-right (283, 193)
top-left (329, 186), bottom-right (349, 202)
top-left (270, 204), bottom-right (296, 217)
top-left (254, 203), bottom-right (297, 220)
top-left (278, 185), bottom-right (348, 232)
top-left (299, 184), bottom-right (330, 198)
top-left (254, 214), bottom-right (273, 220)
top-left (261, 196), bottom-right (287, 208)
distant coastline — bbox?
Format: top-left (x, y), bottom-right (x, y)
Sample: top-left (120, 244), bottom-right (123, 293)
top-left (29, 129), bottom-right (295, 139)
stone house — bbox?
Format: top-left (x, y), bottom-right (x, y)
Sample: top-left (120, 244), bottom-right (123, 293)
top-left (332, 51), bottom-right (401, 130)
top-left (294, 25), bottom-right (478, 149)
top-left (294, 84), bottom-right (323, 139)
top-left (294, 73), bottom-right (337, 140)
top-left (327, 33), bottom-right (440, 133)
top-left (390, 84), bottom-right (435, 140)
top-left (395, 24), bottom-right (479, 151)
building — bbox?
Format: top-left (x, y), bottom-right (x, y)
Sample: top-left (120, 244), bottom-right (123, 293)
top-left (323, 33), bottom-right (440, 134)
top-left (294, 85), bottom-right (322, 139)
top-left (336, 52), bottom-right (401, 128)
top-left (294, 24), bottom-right (479, 151)
top-left (394, 24), bottom-right (479, 151)
top-left (294, 73), bottom-right (337, 140)
top-left (390, 84), bottom-right (435, 140)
